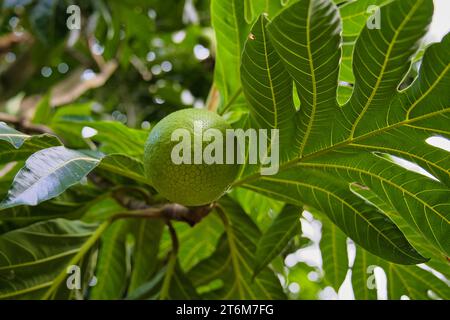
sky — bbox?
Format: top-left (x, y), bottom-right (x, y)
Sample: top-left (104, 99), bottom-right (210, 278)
top-left (427, 0), bottom-right (450, 42)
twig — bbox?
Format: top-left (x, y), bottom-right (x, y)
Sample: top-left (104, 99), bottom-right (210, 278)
top-left (206, 83), bottom-right (220, 112)
top-left (160, 221), bottom-right (178, 300)
top-left (111, 202), bottom-right (215, 227)
top-left (50, 61), bottom-right (117, 107)
top-left (167, 221), bottom-right (179, 254)
top-left (0, 112), bottom-right (54, 134)
top-left (0, 32), bottom-right (32, 55)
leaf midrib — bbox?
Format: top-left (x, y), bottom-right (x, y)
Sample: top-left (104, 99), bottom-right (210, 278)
top-left (2, 156), bottom-right (99, 207)
top-left (349, 0), bottom-right (423, 138)
top-left (234, 107), bottom-right (450, 187)
top-left (299, 0), bottom-right (316, 156)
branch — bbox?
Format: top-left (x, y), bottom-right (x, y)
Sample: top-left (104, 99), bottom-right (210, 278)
top-left (0, 112), bottom-right (54, 134)
top-left (50, 60), bottom-right (118, 107)
top-left (112, 202), bottom-right (215, 227)
top-left (160, 221), bottom-right (178, 300)
top-left (206, 83), bottom-right (220, 112)
top-left (0, 32), bottom-right (32, 55)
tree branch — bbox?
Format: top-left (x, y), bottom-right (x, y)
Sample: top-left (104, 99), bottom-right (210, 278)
top-left (111, 202), bottom-right (215, 227)
top-left (0, 112), bottom-right (54, 134)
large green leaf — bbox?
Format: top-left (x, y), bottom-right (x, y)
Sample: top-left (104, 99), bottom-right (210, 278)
top-left (353, 246), bottom-right (450, 300)
top-left (244, 168), bottom-right (427, 264)
top-left (0, 146), bottom-right (100, 209)
top-left (253, 204), bottom-right (301, 277)
top-left (187, 197), bottom-right (285, 299)
top-left (127, 260), bottom-right (199, 300)
top-left (211, 0), bottom-right (249, 104)
top-left (52, 120), bottom-right (148, 158)
top-left (90, 219), bottom-right (165, 299)
top-left (294, 149), bottom-right (449, 257)
top-left (338, 0), bottom-right (392, 84)
top-left (316, 211), bottom-right (450, 300)
top-left (267, 0), bottom-right (342, 156)
top-left (0, 199), bottom-right (85, 225)
top-left (345, 0), bottom-right (434, 138)
top-left (241, 15), bottom-right (298, 159)
top-left (236, 0), bottom-right (449, 262)
top-left (340, 0), bottom-right (391, 38)
top-left (383, 261), bottom-right (450, 300)
top-left (0, 219), bottom-right (97, 299)
top-left (350, 183), bottom-right (450, 278)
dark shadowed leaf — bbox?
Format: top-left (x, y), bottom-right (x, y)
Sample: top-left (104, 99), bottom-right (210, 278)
top-left (0, 219), bottom-right (97, 299)
top-left (253, 204), bottom-right (301, 277)
top-left (188, 197), bottom-right (285, 299)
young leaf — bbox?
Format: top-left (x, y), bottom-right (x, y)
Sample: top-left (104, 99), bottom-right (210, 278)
top-left (52, 120), bottom-right (148, 157)
top-left (253, 204), bottom-right (301, 277)
top-left (99, 154), bottom-right (147, 184)
top-left (320, 215), bottom-right (349, 290)
top-left (0, 146), bottom-right (100, 209)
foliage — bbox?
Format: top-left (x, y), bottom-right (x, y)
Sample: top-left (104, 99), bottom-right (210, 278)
top-left (0, 0), bottom-right (448, 300)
